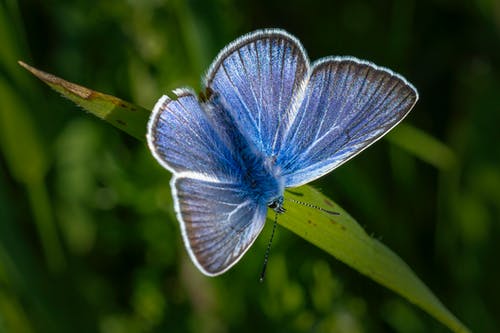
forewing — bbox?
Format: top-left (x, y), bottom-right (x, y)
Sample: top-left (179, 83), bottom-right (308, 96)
top-left (205, 29), bottom-right (309, 156)
top-left (174, 176), bottom-right (267, 276)
top-left (278, 57), bottom-right (418, 187)
top-left (147, 88), bottom-right (241, 182)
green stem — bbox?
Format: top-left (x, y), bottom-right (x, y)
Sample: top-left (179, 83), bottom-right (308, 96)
top-left (26, 181), bottom-right (65, 272)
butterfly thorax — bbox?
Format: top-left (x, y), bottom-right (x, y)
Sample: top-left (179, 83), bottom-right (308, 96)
top-left (238, 146), bottom-right (284, 211)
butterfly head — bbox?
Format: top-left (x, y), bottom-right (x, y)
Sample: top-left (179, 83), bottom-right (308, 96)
top-left (268, 196), bottom-right (285, 214)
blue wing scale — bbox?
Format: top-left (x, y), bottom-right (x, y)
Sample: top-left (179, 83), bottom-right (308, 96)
top-left (205, 30), bottom-right (310, 156)
top-left (278, 57), bottom-right (418, 187)
top-left (174, 176), bottom-right (267, 276)
top-left (147, 89), bottom-right (240, 182)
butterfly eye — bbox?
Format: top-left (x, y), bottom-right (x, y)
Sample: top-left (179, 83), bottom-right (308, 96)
top-left (268, 201), bottom-right (277, 209)
top-left (268, 198), bottom-right (285, 213)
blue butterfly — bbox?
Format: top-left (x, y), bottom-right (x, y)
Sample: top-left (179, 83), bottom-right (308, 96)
top-left (147, 29), bottom-right (418, 276)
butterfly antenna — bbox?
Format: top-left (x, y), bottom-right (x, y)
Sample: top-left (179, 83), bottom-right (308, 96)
top-left (285, 198), bottom-right (340, 216)
top-left (260, 211), bottom-right (279, 282)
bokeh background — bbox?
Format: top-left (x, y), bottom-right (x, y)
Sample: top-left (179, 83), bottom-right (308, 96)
top-left (1, 0), bottom-right (499, 332)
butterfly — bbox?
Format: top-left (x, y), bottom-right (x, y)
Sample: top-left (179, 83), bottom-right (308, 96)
top-left (147, 29), bottom-right (418, 276)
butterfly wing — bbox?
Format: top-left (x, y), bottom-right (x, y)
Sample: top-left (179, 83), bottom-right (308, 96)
top-left (174, 176), bottom-right (267, 275)
top-left (147, 90), bottom-right (267, 275)
top-left (277, 57), bottom-right (418, 187)
top-left (205, 29), bottom-right (309, 156)
top-left (147, 88), bottom-right (241, 179)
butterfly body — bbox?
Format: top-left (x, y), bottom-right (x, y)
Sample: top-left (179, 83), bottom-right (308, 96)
top-left (205, 92), bottom-right (286, 209)
top-left (147, 29), bottom-right (418, 276)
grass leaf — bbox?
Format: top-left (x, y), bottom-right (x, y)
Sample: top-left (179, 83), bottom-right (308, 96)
top-left (387, 123), bottom-right (457, 170)
top-left (18, 61), bottom-right (151, 141)
top-left (281, 186), bottom-right (470, 333)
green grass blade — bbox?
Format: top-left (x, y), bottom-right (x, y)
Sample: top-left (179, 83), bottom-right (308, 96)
top-left (18, 61), bottom-right (151, 141)
top-left (20, 63), bottom-right (470, 332)
top-left (0, 76), bottom-right (64, 272)
top-left (387, 123), bottom-right (457, 170)
top-left (281, 186), bottom-right (470, 333)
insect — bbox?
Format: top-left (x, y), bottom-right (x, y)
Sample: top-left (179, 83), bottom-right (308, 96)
top-left (147, 29), bottom-right (418, 276)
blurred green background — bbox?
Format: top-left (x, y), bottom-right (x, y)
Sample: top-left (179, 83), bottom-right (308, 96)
top-left (1, 0), bottom-right (499, 332)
